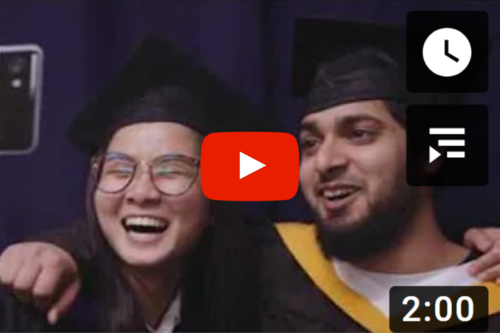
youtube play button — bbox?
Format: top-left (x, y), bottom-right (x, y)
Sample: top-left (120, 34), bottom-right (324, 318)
top-left (240, 152), bottom-right (265, 179)
top-left (201, 132), bottom-right (299, 201)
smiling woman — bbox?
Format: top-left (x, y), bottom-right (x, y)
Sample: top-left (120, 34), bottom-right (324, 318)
top-left (0, 36), bottom-right (270, 332)
top-left (93, 122), bottom-right (209, 271)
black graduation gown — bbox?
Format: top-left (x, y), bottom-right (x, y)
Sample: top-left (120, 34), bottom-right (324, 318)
top-left (8, 219), bottom-right (500, 332)
top-left (0, 222), bottom-right (113, 332)
top-left (258, 221), bottom-right (500, 332)
top-left (0, 283), bottom-right (99, 332)
top-left (1, 216), bottom-right (260, 332)
top-left (0, 284), bottom-right (47, 332)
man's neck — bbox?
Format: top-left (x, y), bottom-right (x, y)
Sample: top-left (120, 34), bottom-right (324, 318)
top-left (353, 192), bottom-right (470, 274)
top-left (121, 262), bottom-right (183, 330)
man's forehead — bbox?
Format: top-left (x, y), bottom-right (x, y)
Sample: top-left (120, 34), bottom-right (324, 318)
top-left (300, 100), bottom-right (394, 130)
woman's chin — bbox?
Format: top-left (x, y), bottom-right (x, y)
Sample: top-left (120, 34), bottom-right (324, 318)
top-left (119, 250), bottom-right (174, 269)
top-left (114, 241), bottom-right (177, 269)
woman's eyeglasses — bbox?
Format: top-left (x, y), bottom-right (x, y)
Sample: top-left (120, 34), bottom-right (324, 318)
top-left (92, 152), bottom-right (201, 196)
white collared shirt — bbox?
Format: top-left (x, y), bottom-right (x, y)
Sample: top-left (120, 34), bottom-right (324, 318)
top-left (146, 292), bottom-right (182, 333)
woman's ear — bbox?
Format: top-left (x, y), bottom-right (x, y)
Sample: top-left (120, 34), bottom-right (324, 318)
top-left (207, 214), bottom-right (216, 226)
top-left (90, 155), bottom-right (97, 168)
top-left (206, 200), bottom-right (221, 226)
top-left (89, 152), bottom-right (104, 180)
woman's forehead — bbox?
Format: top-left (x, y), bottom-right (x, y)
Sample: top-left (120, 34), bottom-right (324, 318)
top-left (107, 122), bottom-right (202, 157)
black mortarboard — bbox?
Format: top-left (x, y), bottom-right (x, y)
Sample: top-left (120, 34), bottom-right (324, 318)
top-left (69, 35), bottom-right (272, 155)
top-left (291, 19), bottom-right (462, 123)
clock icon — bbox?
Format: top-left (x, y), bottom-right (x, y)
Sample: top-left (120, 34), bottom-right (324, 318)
top-left (422, 27), bottom-right (472, 77)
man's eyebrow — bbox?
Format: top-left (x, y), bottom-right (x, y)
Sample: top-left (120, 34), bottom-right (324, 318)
top-left (299, 113), bottom-right (385, 135)
top-left (299, 121), bottom-right (320, 134)
top-left (337, 114), bottom-right (384, 127)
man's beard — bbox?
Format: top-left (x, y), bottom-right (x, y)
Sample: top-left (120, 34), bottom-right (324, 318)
top-left (316, 183), bottom-right (421, 263)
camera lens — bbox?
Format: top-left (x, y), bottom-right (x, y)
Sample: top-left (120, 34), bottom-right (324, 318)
top-left (8, 56), bottom-right (27, 75)
top-left (11, 78), bottom-right (23, 88)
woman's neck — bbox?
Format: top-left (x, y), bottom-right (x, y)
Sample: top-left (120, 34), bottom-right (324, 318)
top-left (121, 262), bottom-right (183, 330)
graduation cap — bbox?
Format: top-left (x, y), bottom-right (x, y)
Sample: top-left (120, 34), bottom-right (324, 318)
top-left (69, 35), bottom-right (272, 155)
top-left (291, 19), bottom-right (463, 122)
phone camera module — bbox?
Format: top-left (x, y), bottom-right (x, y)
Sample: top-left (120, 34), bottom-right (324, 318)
top-left (8, 56), bottom-right (28, 75)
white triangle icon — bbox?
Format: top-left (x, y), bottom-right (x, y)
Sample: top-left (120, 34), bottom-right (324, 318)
top-left (429, 146), bottom-right (441, 163)
top-left (240, 152), bottom-right (266, 179)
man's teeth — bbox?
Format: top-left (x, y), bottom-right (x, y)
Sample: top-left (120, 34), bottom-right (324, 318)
top-left (123, 217), bottom-right (167, 233)
top-left (323, 188), bottom-right (357, 200)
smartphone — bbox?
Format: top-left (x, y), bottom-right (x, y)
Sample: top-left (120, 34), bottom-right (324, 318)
top-left (0, 44), bottom-right (43, 155)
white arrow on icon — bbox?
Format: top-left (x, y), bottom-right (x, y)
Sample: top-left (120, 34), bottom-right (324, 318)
top-left (429, 146), bottom-right (441, 163)
top-left (240, 152), bottom-right (266, 179)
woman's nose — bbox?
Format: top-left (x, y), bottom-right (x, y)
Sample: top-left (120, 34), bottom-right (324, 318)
top-left (125, 166), bottom-right (162, 204)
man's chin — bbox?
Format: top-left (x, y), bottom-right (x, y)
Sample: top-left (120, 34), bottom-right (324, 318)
top-left (314, 180), bottom-right (420, 263)
top-left (318, 213), bottom-right (366, 233)
top-left (315, 213), bottom-right (406, 263)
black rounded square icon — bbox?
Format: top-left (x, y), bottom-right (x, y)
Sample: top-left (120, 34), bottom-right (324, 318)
top-left (407, 105), bottom-right (488, 187)
top-left (407, 11), bottom-right (488, 93)
top-left (389, 286), bottom-right (489, 332)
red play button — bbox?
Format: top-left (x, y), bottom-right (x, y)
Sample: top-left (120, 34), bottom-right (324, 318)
top-left (201, 132), bottom-right (299, 201)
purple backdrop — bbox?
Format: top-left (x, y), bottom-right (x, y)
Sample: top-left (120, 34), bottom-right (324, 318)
top-left (1, 0), bottom-right (500, 248)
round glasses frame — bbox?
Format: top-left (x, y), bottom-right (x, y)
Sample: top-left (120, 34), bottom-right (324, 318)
top-left (91, 152), bottom-right (201, 196)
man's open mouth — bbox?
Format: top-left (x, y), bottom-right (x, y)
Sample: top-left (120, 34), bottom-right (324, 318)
top-left (320, 186), bottom-right (359, 202)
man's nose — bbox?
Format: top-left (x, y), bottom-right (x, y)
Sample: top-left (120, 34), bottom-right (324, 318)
top-left (314, 138), bottom-right (349, 180)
